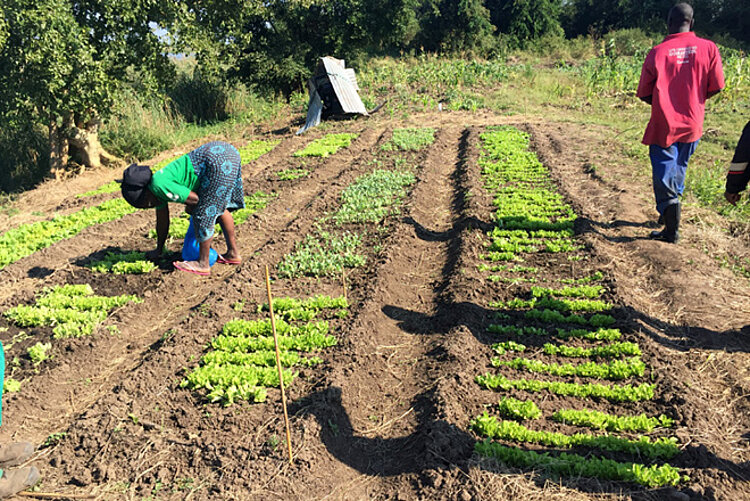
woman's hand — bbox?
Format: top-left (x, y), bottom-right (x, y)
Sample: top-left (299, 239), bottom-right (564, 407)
top-left (146, 249), bottom-right (162, 261)
top-left (725, 191), bottom-right (741, 206)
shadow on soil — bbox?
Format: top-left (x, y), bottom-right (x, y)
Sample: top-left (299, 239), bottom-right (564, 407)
top-left (622, 306), bottom-right (750, 354)
top-left (576, 216), bottom-right (658, 243)
top-left (72, 246), bottom-right (179, 272)
top-left (292, 385), bottom-right (738, 500)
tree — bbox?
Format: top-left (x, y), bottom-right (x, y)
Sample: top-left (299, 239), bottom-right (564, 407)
top-left (560, 0), bottom-right (672, 38)
top-left (413, 0), bottom-right (495, 54)
top-left (225, 0), bottom-right (420, 96)
top-left (489, 0), bottom-right (563, 47)
top-left (0, 0), bottom-right (179, 177)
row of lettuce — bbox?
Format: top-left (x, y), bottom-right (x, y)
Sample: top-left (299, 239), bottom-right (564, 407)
top-left (471, 126), bottom-right (685, 488)
top-left (180, 127), bottom-right (436, 403)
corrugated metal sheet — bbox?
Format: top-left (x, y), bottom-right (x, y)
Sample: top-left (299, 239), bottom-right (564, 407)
top-left (297, 56), bottom-right (368, 134)
top-left (320, 57), bottom-right (368, 115)
top-left (296, 85), bottom-right (323, 135)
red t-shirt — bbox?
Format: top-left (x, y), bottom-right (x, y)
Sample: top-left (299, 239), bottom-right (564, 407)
top-left (637, 32), bottom-right (725, 148)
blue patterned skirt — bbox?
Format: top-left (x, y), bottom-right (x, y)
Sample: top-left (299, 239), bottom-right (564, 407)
top-left (188, 141), bottom-right (245, 242)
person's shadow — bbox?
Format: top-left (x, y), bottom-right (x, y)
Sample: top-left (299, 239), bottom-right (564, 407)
top-left (291, 386), bottom-right (739, 499)
top-left (291, 385), bottom-right (474, 476)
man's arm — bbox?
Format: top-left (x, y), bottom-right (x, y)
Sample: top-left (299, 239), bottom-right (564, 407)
top-left (724, 122), bottom-right (750, 204)
top-left (636, 50), bottom-right (656, 105)
top-left (707, 89), bottom-right (722, 100)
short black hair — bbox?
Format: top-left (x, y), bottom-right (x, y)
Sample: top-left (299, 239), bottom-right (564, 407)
top-left (668, 3), bottom-right (694, 26)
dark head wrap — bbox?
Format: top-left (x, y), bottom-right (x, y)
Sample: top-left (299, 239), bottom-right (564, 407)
top-left (120, 164), bottom-right (153, 208)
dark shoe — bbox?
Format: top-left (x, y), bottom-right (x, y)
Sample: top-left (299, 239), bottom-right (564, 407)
top-left (0, 442), bottom-right (34, 467)
top-left (0, 466), bottom-right (40, 498)
top-left (649, 203), bottom-right (680, 243)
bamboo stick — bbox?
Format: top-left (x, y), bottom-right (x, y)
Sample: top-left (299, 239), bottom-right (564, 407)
top-left (264, 265), bottom-right (294, 465)
top-left (342, 268), bottom-right (347, 302)
top-left (17, 491), bottom-right (94, 499)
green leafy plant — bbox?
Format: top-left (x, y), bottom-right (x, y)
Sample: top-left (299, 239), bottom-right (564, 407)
top-left (4, 284), bottom-right (141, 339)
top-left (0, 198), bottom-right (138, 270)
top-left (491, 297), bottom-right (612, 313)
top-left (494, 356), bottom-right (646, 380)
top-left (492, 341), bottom-right (526, 355)
top-left (86, 251), bottom-right (157, 274)
top-left (28, 342), bottom-right (52, 364)
top-left (560, 271), bottom-right (605, 284)
top-left (42, 432), bottom-right (67, 447)
top-left (542, 341), bottom-right (641, 358)
top-left (552, 408), bottom-right (674, 433)
top-left (332, 169), bottom-right (415, 225)
top-left (3, 378), bottom-right (21, 393)
top-left (531, 285), bottom-right (604, 298)
top-left (524, 309), bottom-right (616, 327)
top-left (238, 139), bottom-right (280, 164)
top-left (182, 295), bottom-right (346, 405)
top-left (488, 324), bottom-right (622, 341)
top-left (496, 396), bottom-right (541, 421)
top-left (381, 127), bottom-right (436, 151)
top-left (293, 133), bottom-right (358, 157)
top-left (476, 373), bottom-right (655, 403)
top-left (472, 414), bottom-right (679, 460)
top-left (278, 231), bottom-right (365, 278)
top-left (277, 168), bottom-right (309, 180)
top-left (475, 441), bottom-right (685, 487)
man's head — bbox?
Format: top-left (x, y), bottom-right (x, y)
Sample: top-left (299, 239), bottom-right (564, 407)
top-left (668, 3), bottom-right (694, 34)
top-left (120, 164), bottom-right (157, 208)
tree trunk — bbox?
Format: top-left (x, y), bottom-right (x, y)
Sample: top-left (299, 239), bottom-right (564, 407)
top-left (67, 114), bottom-right (120, 172)
top-left (48, 119), bottom-right (69, 180)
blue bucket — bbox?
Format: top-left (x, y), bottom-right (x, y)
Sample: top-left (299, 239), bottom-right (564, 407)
top-left (182, 216), bottom-right (218, 266)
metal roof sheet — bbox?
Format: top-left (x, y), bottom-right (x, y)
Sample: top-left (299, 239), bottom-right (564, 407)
top-left (320, 57), bottom-right (367, 116)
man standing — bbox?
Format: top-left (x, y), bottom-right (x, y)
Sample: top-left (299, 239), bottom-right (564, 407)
top-left (636, 2), bottom-right (725, 243)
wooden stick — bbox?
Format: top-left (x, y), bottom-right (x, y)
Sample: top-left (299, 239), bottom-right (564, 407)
top-left (17, 492), bottom-right (94, 499)
top-left (342, 269), bottom-right (347, 302)
top-left (264, 265), bottom-right (294, 465)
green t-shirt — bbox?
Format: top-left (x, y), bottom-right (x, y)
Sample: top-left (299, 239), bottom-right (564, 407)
top-left (148, 154), bottom-right (199, 209)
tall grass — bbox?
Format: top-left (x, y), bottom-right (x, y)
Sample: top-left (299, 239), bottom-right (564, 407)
top-left (100, 84), bottom-right (285, 163)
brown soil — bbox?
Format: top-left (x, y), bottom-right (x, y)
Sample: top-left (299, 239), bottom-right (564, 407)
top-left (0, 113), bottom-right (748, 501)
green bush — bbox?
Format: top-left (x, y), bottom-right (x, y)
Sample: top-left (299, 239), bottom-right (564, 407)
top-left (0, 117), bottom-right (50, 193)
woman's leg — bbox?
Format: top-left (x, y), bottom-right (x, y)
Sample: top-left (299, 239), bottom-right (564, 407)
top-left (217, 210), bottom-right (240, 262)
top-left (197, 237), bottom-right (213, 270)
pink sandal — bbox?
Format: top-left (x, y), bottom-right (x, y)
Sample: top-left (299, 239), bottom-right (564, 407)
top-left (174, 261), bottom-right (210, 276)
top-left (217, 255), bottom-right (242, 265)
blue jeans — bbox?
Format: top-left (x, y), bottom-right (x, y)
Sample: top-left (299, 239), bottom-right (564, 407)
top-left (650, 141), bottom-right (699, 214)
